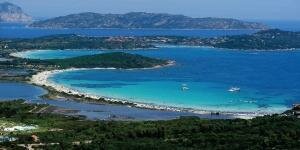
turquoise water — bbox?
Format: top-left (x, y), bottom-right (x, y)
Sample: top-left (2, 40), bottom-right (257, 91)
top-left (3, 21), bottom-right (300, 117)
top-left (32, 47), bottom-right (300, 114)
top-left (1, 82), bottom-right (216, 120)
top-left (13, 49), bottom-right (103, 59)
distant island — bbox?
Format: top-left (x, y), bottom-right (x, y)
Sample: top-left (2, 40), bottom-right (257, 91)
top-left (30, 12), bottom-right (268, 30)
top-left (1, 29), bottom-right (300, 51)
top-left (0, 2), bottom-right (32, 23)
top-left (0, 2), bottom-right (268, 30)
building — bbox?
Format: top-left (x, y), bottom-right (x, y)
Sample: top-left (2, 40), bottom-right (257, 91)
top-left (292, 104), bottom-right (300, 118)
top-left (0, 136), bottom-right (17, 142)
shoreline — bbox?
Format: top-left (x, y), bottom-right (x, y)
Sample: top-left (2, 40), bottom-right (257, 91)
top-left (9, 46), bottom-right (300, 60)
top-left (30, 65), bottom-right (277, 120)
top-left (9, 47), bottom-right (161, 59)
top-left (26, 25), bottom-right (262, 31)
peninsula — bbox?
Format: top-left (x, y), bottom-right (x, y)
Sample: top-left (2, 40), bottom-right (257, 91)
top-left (0, 34), bottom-right (153, 52)
top-left (1, 29), bottom-right (300, 51)
top-left (0, 52), bottom-right (171, 81)
top-left (154, 29), bottom-right (300, 50)
top-left (28, 52), bottom-right (171, 69)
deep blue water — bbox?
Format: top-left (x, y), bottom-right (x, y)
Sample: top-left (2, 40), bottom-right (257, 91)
top-left (1, 20), bottom-right (299, 39)
top-left (259, 20), bottom-right (300, 31)
top-left (19, 47), bottom-right (298, 113)
top-left (0, 82), bottom-right (46, 100)
top-left (2, 20), bottom-right (300, 115)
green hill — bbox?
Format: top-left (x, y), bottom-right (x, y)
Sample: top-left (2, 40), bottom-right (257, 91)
top-left (28, 52), bottom-right (169, 69)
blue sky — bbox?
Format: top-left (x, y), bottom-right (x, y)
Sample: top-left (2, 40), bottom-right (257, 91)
top-left (2, 0), bottom-right (300, 20)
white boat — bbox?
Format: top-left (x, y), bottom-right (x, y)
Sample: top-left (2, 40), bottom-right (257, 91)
top-left (182, 86), bottom-right (189, 91)
top-left (181, 84), bottom-right (189, 91)
top-left (228, 87), bottom-right (240, 92)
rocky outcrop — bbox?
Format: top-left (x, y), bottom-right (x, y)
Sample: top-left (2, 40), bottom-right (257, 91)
top-left (0, 2), bottom-right (32, 23)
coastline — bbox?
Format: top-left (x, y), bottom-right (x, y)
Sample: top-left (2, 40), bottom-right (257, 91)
top-left (30, 64), bottom-right (275, 120)
top-left (8, 47), bottom-right (300, 58)
top-left (26, 25), bottom-right (262, 31)
top-left (5, 48), bottom-right (295, 119)
top-left (8, 46), bottom-right (169, 60)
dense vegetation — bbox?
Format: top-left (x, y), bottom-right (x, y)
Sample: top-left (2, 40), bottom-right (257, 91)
top-left (0, 52), bottom-right (167, 82)
top-left (2, 29), bottom-right (299, 52)
top-left (151, 29), bottom-right (300, 50)
top-left (0, 100), bottom-right (299, 150)
top-left (46, 52), bottom-right (169, 69)
top-left (23, 52), bottom-right (168, 69)
top-left (213, 29), bottom-right (300, 50)
top-left (0, 34), bottom-right (153, 51)
top-left (29, 12), bottom-right (267, 29)
top-left (0, 51), bottom-right (169, 82)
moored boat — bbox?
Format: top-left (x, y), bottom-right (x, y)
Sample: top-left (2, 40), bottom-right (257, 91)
top-left (228, 87), bottom-right (240, 92)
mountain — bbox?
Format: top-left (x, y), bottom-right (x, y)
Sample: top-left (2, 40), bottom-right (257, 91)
top-left (0, 2), bottom-right (32, 23)
top-left (30, 12), bottom-right (268, 29)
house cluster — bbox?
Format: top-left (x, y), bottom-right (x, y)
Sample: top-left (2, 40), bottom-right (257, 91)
top-left (0, 136), bottom-right (17, 142)
top-left (292, 104), bottom-right (300, 118)
top-left (0, 44), bottom-right (8, 49)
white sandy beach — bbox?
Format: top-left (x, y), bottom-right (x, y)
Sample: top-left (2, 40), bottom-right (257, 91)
top-left (30, 66), bottom-right (272, 119)
top-left (30, 68), bottom-right (193, 111)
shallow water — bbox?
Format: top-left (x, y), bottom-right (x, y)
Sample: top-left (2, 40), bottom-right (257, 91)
top-left (36, 99), bottom-right (228, 120)
top-left (0, 82), bottom-right (219, 120)
top-left (28, 47), bottom-right (300, 114)
top-left (3, 21), bottom-right (300, 115)
top-left (12, 49), bottom-right (103, 60)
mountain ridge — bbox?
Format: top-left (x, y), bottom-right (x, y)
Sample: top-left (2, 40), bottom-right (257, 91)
top-left (30, 12), bottom-right (268, 29)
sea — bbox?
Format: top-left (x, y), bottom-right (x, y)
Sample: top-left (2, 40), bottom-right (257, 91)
top-left (15, 47), bottom-right (300, 114)
top-left (0, 82), bottom-right (226, 120)
top-left (1, 20), bottom-right (300, 118)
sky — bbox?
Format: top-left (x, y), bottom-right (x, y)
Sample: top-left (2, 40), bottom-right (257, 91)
top-left (2, 0), bottom-right (300, 21)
